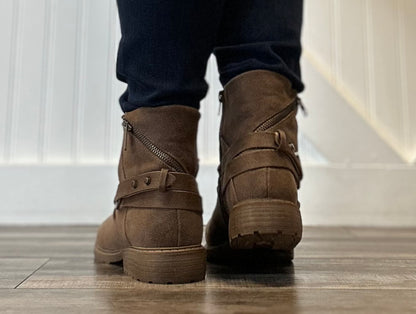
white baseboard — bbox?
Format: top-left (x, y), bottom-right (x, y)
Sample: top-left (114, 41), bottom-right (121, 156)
top-left (299, 164), bottom-right (416, 226)
top-left (1, 164), bottom-right (415, 226)
top-left (0, 164), bottom-right (218, 225)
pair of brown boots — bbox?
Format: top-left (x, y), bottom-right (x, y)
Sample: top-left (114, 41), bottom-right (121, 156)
top-left (94, 70), bottom-right (304, 284)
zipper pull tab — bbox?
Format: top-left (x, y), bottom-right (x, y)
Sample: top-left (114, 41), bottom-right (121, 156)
top-left (218, 90), bottom-right (224, 116)
top-left (122, 119), bottom-right (132, 151)
top-left (297, 97), bottom-right (308, 117)
top-left (122, 119), bottom-right (133, 131)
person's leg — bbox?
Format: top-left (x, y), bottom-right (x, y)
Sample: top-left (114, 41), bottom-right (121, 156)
top-left (206, 1), bottom-right (305, 263)
top-left (116, 0), bottom-right (224, 111)
top-left (96, 1), bottom-right (225, 284)
top-left (213, 0), bottom-right (304, 92)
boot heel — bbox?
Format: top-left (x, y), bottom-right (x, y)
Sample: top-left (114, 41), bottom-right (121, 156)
top-left (122, 245), bottom-right (206, 284)
top-left (229, 199), bottom-right (302, 251)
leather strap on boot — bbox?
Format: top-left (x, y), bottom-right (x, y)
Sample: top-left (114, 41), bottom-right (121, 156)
top-left (114, 169), bottom-right (202, 213)
top-left (220, 129), bottom-right (303, 195)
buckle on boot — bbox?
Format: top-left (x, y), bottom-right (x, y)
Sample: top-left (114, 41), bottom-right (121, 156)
top-left (274, 129), bottom-right (299, 157)
top-left (289, 143), bottom-right (299, 157)
top-left (274, 130), bottom-right (287, 149)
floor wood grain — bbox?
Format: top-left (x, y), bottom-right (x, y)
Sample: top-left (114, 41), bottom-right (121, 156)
top-left (0, 226), bottom-right (415, 313)
top-left (0, 258), bottom-right (48, 288)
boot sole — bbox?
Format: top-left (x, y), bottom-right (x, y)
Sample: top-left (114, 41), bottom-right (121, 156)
top-left (229, 199), bottom-right (302, 251)
top-left (95, 245), bottom-right (206, 284)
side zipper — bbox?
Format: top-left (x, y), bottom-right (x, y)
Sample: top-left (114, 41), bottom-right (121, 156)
top-left (254, 97), bottom-right (306, 132)
top-left (122, 120), bottom-right (132, 151)
top-left (121, 119), bottom-right (185, 173)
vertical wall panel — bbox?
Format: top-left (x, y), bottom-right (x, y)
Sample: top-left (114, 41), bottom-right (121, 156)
top-left (368, 0), bottom-right (405, 149)
top-left (339, 0), bottom-right (369, 112)
top-left (43, 0), bottom-right (78, 163)
top-left (303, 0), bottom-right (334, 72)
top-left (1, 0), bottom-right (414, 165)
top-left (400, 0), bottom-right (416, 159)
top-left (78, 0), bottom-right (111, 163)
top-left (108, 80), bottom-right (124, 164)
top-left (10, 0), bottom-right (46, 163)
top-left (71, 0), bottom-right (87, 162)
top-left (0, 1), bottom-right (15, 162)
top-left (303, 0), bottom-right (416, 162)
top-left (37, 0), bottom-right (55, 163)
top-left (108, 4), bottom-right (124, 164)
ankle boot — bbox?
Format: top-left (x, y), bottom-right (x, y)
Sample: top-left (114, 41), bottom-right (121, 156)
top-left (95, 105), bottom-right (206, 284)
top-left (206, 70), bottom-right (304, 263)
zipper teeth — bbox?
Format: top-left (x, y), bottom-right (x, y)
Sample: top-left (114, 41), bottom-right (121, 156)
top-left (123, 120), bottom-right (185, 173)
top-left (254, 98), bottom-right (299, 132)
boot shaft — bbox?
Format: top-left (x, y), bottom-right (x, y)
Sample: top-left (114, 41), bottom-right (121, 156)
top-left (120, 105), bottom-right (200, 181)
top-left (218, 70), bottom-right (303, 209)
top-left (96, 104), bottom-right (203, 253)
top-left (205, 70), bottom-right (304, 257)
top-left (219, 69), bottom-right (299, 153)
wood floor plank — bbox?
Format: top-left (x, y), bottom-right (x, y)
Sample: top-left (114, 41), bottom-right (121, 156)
top-left (295, 238), bottom-right (416, 259)
top-left (1, 226), bottom-right (414, 259)
top-left (3, 238), bottom-right (414, 259)
top-left (18, 257), bottom-right (416, 290)
top-left (0, 226), bottom-right (352, 239)
top-left (0, 240), bottom-right (94, 258)
top-left (1, 288), bottom-right (416, 314)
top-left (347, 227), bottom-right (416, 239)
top-left (301, 226), bottom-right (354, 239)
top-left (1, 226), bottom-right (416, 313)
top-left (0, 258), bottom-right (48, 288)
top-left (0, 225), bottom-right (98, 234)
top-left (0, 227), bottom-right (95, 258)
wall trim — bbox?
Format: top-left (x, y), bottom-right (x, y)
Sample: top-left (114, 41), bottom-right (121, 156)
top-left (1, 164), bottom-right (415, 226)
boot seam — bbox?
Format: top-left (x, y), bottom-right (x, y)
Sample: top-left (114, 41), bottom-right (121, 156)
top-left (230, 178), bottom-right (239, 204)
top-left (121, 152), bottom-right (127, 180)
top-left (123, 210), bottom-right (132, 246)
top-left (267, 167), bottom-right (270, 198)
top-left (176, 209), bottom-right (180, 247)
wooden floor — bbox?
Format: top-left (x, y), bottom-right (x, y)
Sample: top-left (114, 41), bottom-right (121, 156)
top-left (1, 226), bottom-right (416, 313)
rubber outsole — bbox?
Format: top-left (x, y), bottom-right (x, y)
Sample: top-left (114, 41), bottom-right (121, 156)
top-left (95, 245), bottom-right (206, 284)
top-left (229, 199), bottom-right (302, 251)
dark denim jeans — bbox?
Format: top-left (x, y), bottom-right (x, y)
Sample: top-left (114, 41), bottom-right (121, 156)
top-left (116, 0), bottom-right (304, 111)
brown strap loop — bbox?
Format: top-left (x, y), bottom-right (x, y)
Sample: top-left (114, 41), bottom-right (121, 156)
top-left (222, 131), bottom-right (278, 167)
top-left (221, 150), bottom-right (302, 194)
top-left (221, 130), bottom-right (302, 192)
top-left (222, 130), bottom-right (298, 168)
top-left (119, 189), bottom-right (202, 213)
top-left (114, 170), bottom-right (199, 205)
top-left (159, 168), bottom-right (169, 192)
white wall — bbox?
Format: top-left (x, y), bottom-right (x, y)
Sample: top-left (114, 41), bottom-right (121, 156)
top-left (1, 0), bottom-right (415, 226)
top-left (0, 0), bottom-right (226, 166)
top-left (303, 0), bottom-right (416, 163)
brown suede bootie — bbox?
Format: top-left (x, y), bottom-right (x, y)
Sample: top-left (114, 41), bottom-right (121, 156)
top-left (206, 70), bottom-right (304, 263)
top-left (95, 105), bottom-right (206, 284)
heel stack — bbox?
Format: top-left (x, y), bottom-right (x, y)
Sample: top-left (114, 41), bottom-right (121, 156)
top-left (229, 199), bottom-right (302, 251)
top-left (122, 245), bottom-right (206, 284)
